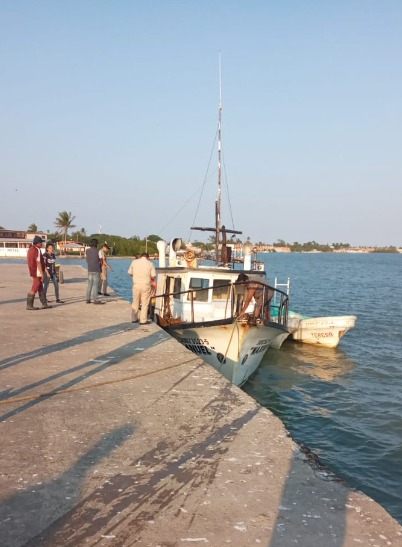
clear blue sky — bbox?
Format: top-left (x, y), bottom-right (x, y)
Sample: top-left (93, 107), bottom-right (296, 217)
top-left (1, 1), bottom-right (401, 246)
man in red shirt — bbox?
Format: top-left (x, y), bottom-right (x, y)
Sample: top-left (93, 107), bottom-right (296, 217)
top-left (26, 236), bottom-right (52, 310)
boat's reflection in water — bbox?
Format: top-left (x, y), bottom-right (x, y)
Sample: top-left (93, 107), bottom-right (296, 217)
top-left (260, 341), bottom-right (355, 383)
top-left (279, 342), bottom-right (355, 382)
top-left (243, 341), bottom-right (357, 416)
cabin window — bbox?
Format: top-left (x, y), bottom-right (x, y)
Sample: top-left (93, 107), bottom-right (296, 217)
top-left (188, 277), bottom-right (209, 302)
top-left (173, 277), bottom-right (182, 299)
top-left (212, 279), bottom-right (231, 300)
top-left (6, 243), bottom-right (17, 248)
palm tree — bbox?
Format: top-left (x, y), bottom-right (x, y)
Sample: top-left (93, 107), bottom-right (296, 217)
top-left (27, 223), bottom-right (38, 233)
top-left (71, 227), bottom-right (87, 243)
top-left (54, 211), bottom-right (77, 250)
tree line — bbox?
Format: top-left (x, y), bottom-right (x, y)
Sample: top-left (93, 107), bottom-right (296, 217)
top-left (27, 212), bottom-right (160, 256)
top-left (23, 212), bottom-right (400, 256)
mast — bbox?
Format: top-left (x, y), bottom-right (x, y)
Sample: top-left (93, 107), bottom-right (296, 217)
top-left (191, 54), bottom-right (242, 264)
top-left (216, 53), bottom-right (222, 263)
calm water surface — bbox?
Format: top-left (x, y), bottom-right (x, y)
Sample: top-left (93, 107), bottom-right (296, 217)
top-left (244, 253), bottom-right (402, 525)
top-left (5, 253), bottom-right (402, 523)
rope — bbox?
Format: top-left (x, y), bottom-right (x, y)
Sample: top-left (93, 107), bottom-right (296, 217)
top-left (224, 319), bottom-right (240, 362)
top-left (0, 357), bottom-right (202, 407)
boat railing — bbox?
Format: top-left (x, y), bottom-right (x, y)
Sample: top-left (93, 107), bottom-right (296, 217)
top-left (233, 280), bottom-right (288, 325)
top-left (155, 279), bottom-right (288, 326)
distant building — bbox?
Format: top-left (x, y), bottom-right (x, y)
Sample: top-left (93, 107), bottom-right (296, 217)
top-left (0, 228), bottom-right (48, 258)
top-left (0, 228), bottom-right (47, 241)
top-left (58, 240), bottom-right (86, 255)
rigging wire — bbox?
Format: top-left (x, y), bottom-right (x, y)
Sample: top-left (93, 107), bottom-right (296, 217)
top-left (221, 147), bottom-right (237, 232)
top-left (188, 126), bottom-right (219, 243)
top-left (156, 126), bottom-right (219, 241)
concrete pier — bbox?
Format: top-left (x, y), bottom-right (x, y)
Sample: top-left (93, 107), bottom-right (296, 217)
top-left (1, 263), bottom-right (401, 546)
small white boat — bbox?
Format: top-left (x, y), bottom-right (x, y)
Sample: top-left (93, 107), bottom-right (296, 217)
top-left (270, 279), bottom-right (357, 348)
top-left (288, 312), bottom-right (357, 348)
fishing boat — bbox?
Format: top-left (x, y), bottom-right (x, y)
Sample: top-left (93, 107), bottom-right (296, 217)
top-left (153, 65), bottom-right (289, 386)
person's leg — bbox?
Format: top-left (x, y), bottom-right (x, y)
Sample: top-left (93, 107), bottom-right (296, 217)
top-left (132, 286), bottom-right (140, 321)
top-left (53, 277), bottom-right (60, 301)
top-left (92, 273), bottom-right (100, 302)
top-left (43, 274), bottom-right (50, 298)
top-left (27, 277), bottom-right (41, 310)
top-left (98, 266), bottom-right (107, 294)
top-left (102, 270), bottom-right (108, 294)
top-left (38, 279), bottom-right (52, 309)
top-left (139, 286), bottom-right (151, 323)
top-left (86, 273), bottom-right (93, 302)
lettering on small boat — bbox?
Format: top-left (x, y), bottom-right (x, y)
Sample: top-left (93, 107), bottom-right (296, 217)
top-left (311, 332), bottom-right (334, 338)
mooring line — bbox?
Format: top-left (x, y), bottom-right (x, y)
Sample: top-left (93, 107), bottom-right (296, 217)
top-left (0, 357), bottom-right (202, 407)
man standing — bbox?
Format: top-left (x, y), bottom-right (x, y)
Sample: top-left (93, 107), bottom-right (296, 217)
top-left (85, 238), bottom-right (103, 305)
top-left (26, 236), bottom-right (52, 310)
top-left (98, 243), bottom-right (112, 296)
top-left (128, 252), bottom-right (156, 324)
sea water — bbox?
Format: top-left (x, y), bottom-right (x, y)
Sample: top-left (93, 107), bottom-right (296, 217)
top-left (5, 253), bottom-right (402, 523)
top-left (243, 252), bottom-right (402, 525)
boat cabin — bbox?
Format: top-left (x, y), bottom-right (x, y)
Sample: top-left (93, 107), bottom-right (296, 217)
top-left (153, 240), bottom-right (288, 328)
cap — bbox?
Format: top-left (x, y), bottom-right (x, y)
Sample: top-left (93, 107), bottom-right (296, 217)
top-left (33, 236), bottom-right (44, 244)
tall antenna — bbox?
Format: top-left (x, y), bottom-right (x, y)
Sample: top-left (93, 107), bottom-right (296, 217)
top-left (215, 52), bottom-right (222, 260)
top-left (191, 53), bottom-right (242, 263)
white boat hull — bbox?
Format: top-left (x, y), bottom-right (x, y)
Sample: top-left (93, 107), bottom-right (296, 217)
top-left (288, 313), bottom-right (357, 348)
top-left (160, 318), bottom-right (288, 386)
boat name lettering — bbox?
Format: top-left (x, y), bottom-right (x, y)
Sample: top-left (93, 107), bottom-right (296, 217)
top-left (178, 337), bottom-right (210, 345)
top-left (250, 343), bottom-right (269, 355)
top-left (184, 343), bottom-right (212, 356)
top-left (257, 339), bottom-right (269, 345)
top-left (311, 332), bottom-right (334, 338)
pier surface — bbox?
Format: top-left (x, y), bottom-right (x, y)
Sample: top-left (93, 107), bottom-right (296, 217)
top-left (1, 263), bottom-right (401, 546)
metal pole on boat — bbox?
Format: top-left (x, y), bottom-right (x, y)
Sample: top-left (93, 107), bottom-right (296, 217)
top-left (216, 52), bottom-right (222, 264)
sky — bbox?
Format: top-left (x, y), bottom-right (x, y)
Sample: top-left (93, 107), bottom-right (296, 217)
top-left (1, 0), bottom-right (401, 247)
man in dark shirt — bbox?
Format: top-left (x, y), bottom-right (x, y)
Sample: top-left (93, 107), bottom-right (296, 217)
top-left (85, 238), bottom-right (103, 304)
